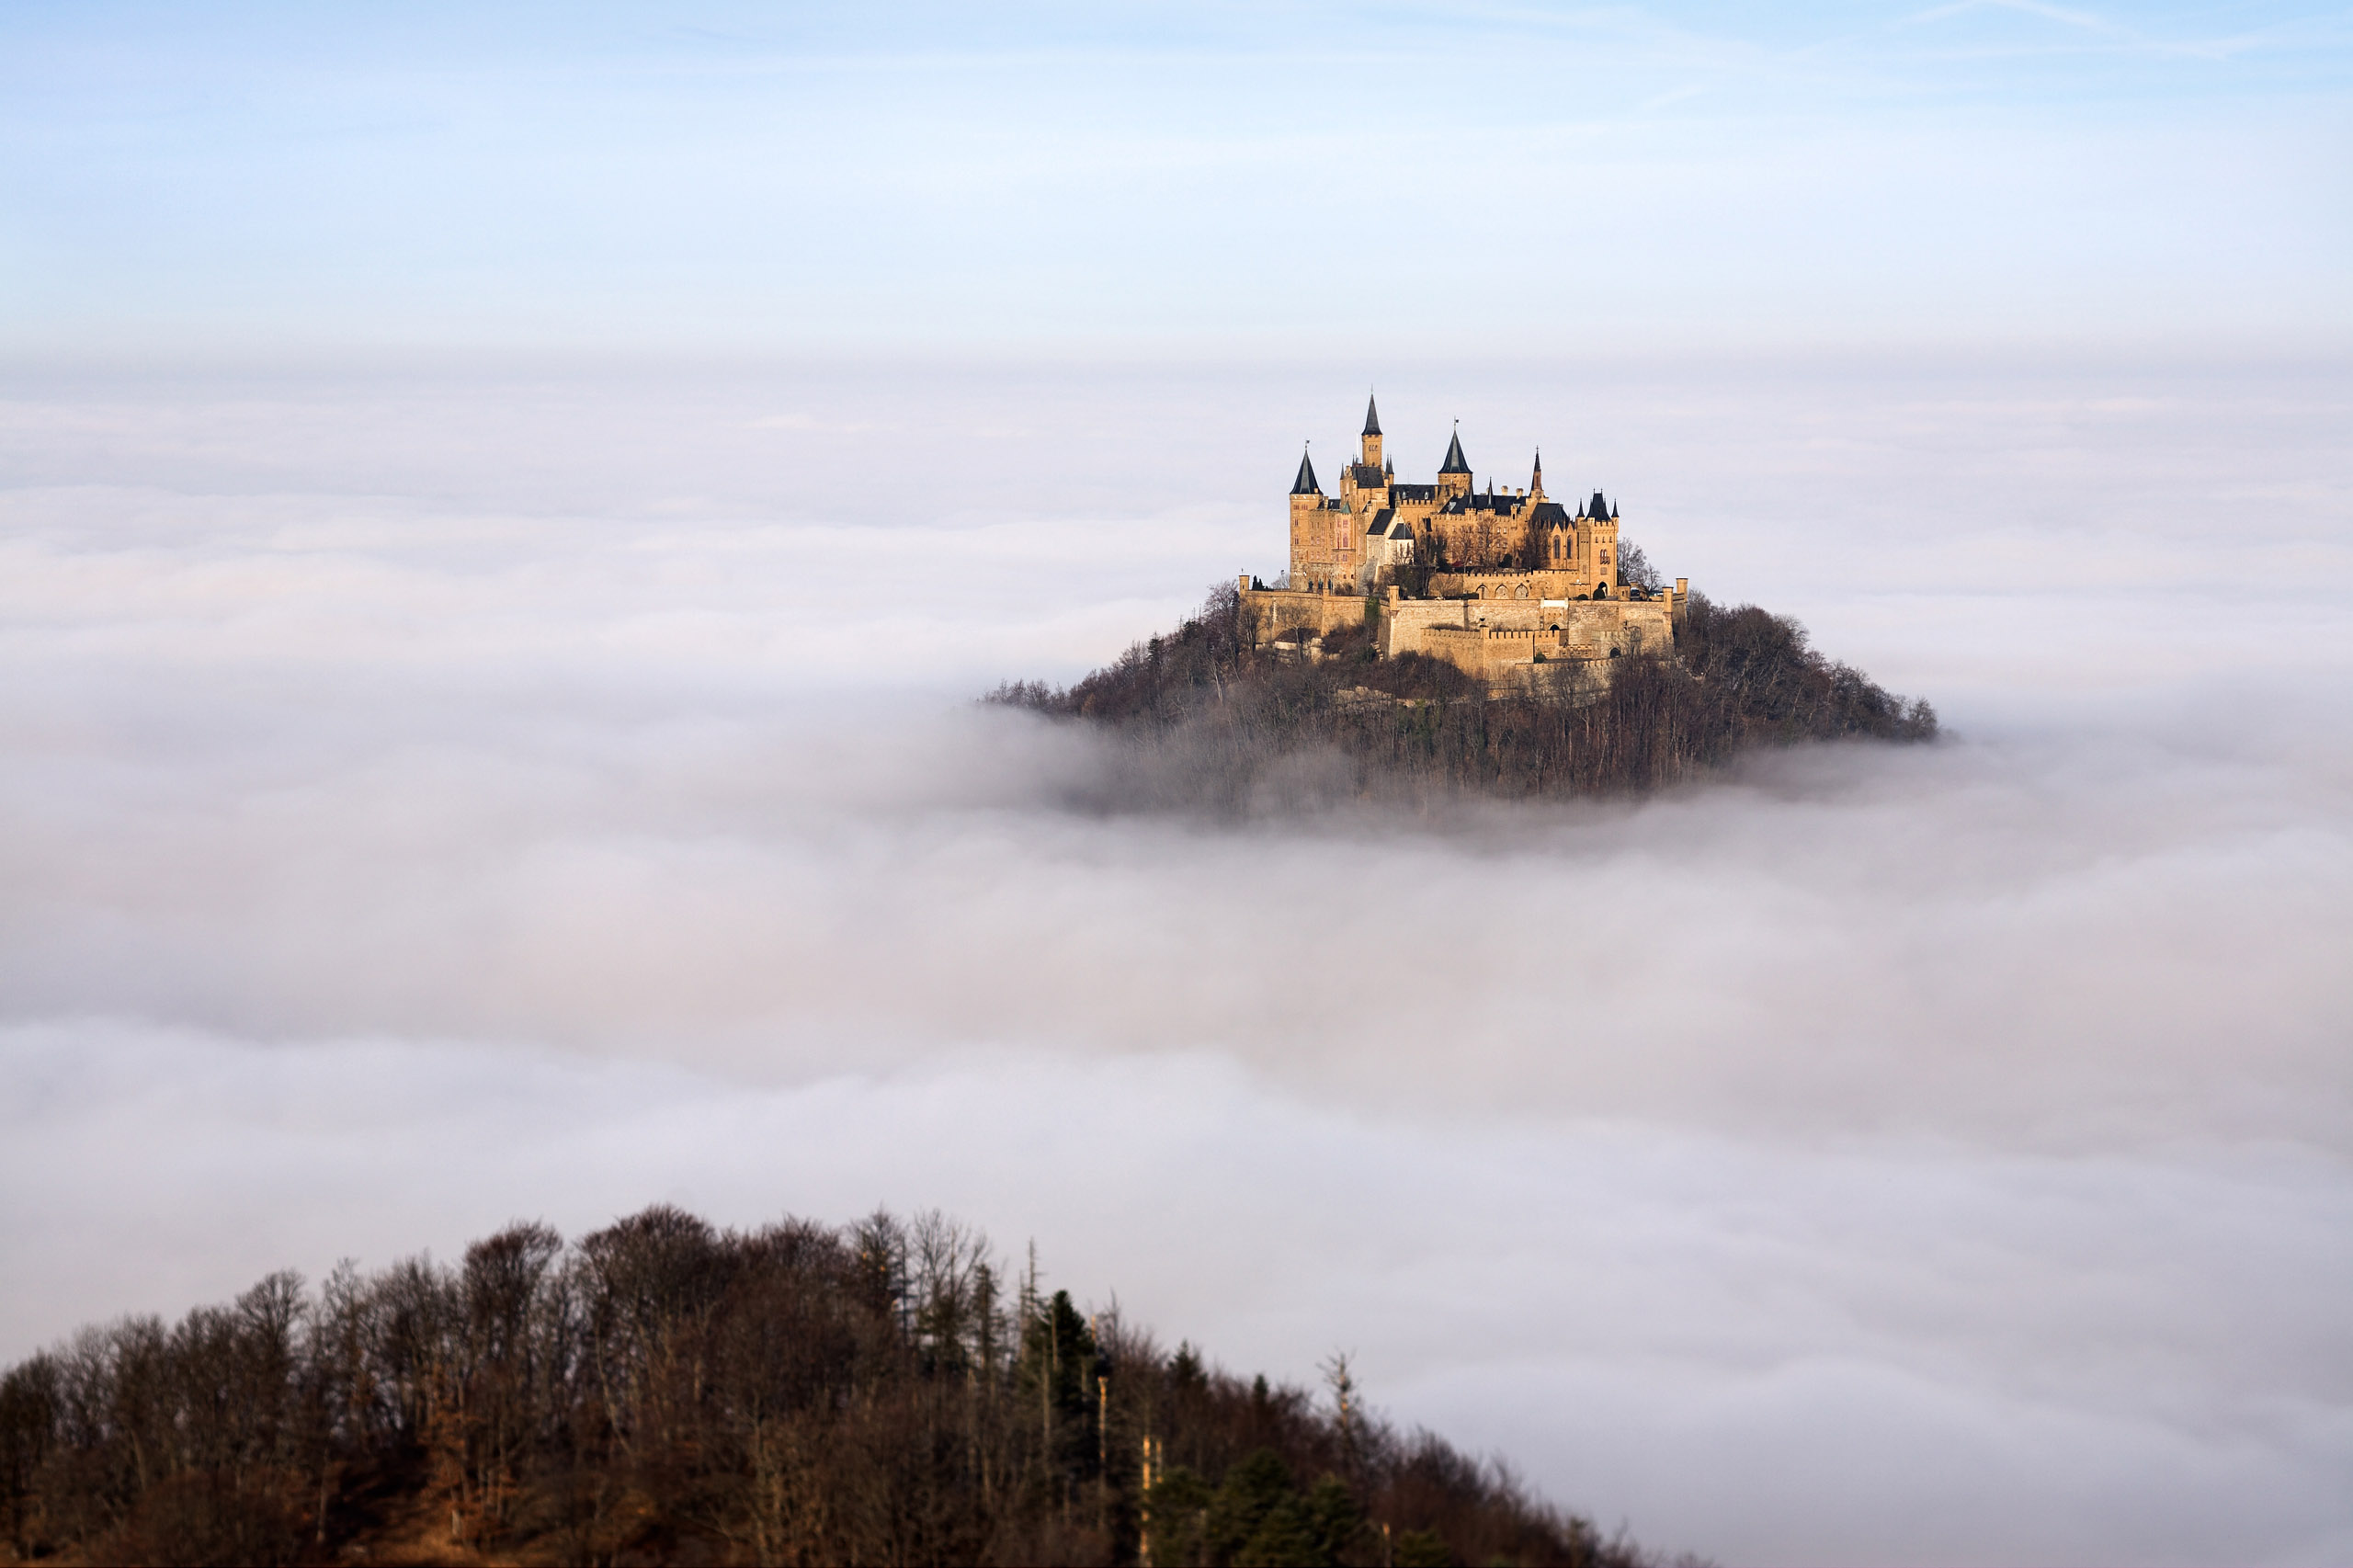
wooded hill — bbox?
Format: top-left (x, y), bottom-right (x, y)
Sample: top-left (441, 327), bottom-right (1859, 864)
top-left (0, 1208), bottom-right (1665, 1568)
top-left (992, 582), bottom-right (1935, 810)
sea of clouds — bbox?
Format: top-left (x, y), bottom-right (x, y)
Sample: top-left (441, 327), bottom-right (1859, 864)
top-left (2, 355), bottom-right (2348, 1564)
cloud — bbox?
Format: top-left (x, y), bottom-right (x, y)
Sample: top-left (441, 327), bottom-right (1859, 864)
top-left (0, 354), bottom-right (2347, 1563)
top-left (6, 1019), bottom-right (2348, 1565)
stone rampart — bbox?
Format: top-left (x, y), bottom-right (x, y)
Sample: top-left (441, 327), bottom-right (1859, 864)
top-left (1241, 574), bottom-right (1681, 686)
top-left (1418, 624), bottom-right (1541, 681)
top-left (1239, 581), bottom-right (1370, 646)
top-left (1551, 597), bottom-right (1675, 660)
top-left (1428, 570), bottom-right (1582, 601)
top-left (1380, 590), bottom-right (1676, 665)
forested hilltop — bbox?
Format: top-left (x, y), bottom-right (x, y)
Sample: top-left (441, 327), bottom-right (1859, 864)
top-left (992, 582), bottom-right (1935, 810)
top-left (0, 1208), bottom-right (1665, 1568)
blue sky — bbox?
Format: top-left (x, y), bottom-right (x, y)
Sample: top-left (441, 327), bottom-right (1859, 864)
top-left (4, 1), bottom-right (2347, 356)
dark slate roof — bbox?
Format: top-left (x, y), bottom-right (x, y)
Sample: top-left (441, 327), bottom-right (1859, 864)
top-left (1530, 501), bottom-right (1571, 526)
top-left (1362, 394), bottom-right (1382, 437)
top-left (1291, 450), bottom-right (1321, 494)
top-left (1439, 429), bottom-right (1471, 474)
top-left (1324, 497), bottom-right (1346, 510)
top-left (1587, 490), bottom-right (1608, 517)
top-left (1392, 483), bottom-right (1438, 502)
top-left (1364, 506), bottom-right (1397, 536)
top-left (1388, 517), bottom-right (1415, 538)
top-left (1349, 463), bottom-right (1386, 487)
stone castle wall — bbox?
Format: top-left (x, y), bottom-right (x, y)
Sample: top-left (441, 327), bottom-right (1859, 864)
top-left (1381, 591), bottom-right (1677, 664)
top-left (1238, 581), bottom-right (1372, 644)
top-left (1240, 578), bottom-right (1680, 691)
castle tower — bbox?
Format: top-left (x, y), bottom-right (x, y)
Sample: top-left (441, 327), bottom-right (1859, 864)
top-left (1289, 446), bottom-right (1324, 585)
top-left (1359, 393), bottom-right (1382, 469)
top-left (1589, 490), bottom-right (1619, 595)
top-left (1530, 449), bottom-right (1545, 500)
top-left (1438, 424), bottom-right (1472, 501)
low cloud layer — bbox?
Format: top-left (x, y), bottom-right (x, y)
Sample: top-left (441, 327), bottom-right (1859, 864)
top-left (2, 356), bottom-right (2348, 1564)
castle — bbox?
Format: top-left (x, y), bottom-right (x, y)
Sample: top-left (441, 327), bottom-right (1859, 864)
top-left (1238, 395), bottom-right (1688, 687)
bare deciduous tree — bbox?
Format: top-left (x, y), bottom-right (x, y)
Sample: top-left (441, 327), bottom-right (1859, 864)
top-left (1, 1207), bottom-right (1667, 1566)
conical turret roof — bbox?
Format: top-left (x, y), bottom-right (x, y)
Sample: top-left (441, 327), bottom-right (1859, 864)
top-left (1362, 393), bottom-right (1381, 437)
top-left (1291, 449), bottom-right (1322, 495)
top-left (1439, 426), bottom-right (1471, 475)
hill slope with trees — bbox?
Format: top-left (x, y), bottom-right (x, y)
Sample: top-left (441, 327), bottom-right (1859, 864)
top-left (0, 1208), bottom-right (1665, 1568)
top-left (993, 582), bottom-right (1935, 811)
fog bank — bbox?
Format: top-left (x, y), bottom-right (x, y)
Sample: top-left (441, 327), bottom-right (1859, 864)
top-left (2, 356), bottom-right (2348, 1564)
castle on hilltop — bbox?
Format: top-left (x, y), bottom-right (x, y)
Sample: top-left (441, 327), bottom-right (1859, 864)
top-left (1239, 395), bottom-right (1688, 687)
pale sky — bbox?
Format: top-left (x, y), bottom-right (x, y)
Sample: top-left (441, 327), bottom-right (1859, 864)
top-left (4, 0), bottom-right (2348, 356)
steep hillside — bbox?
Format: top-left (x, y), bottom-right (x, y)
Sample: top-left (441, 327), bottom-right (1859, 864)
top-left (0, 1208), bottom-right (1664, 1568)
top-left (993, 582), bottom-right (1935, 810)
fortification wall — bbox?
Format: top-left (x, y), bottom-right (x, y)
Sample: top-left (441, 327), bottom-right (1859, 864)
top-left (1243, 578), bottom-right (1679, 685)
top-left (1381, 592), bottom-right (1675, 663)
top-left (1552, 598), bottom-right (1675, 660)
top-left (1239, 582), bottom-right (1369, 645)
top-left (1428, 570), bottom-right (1581, 601)
top-left (1412, 627), bottom-right (1623, 698)
top-left (1417, 625), bottom-right (1548, 682)
top-left (1381, 597), bottom-right (1483, 657)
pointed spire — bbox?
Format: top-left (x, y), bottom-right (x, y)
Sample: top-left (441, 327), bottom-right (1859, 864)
top-left (1290, 444), bottom-right (1322, 495)
top-left (1439, 423), bottom-right (1471, 475)
top-left (1362, 392), bottom-right (1381, 437)
top-left (1531, 448), bottom-right (1544, 497)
